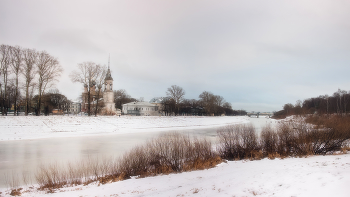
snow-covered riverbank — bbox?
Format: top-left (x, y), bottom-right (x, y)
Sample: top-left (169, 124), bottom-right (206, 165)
top-left (1, 116), bottom-right (348, 197)
top-left (0, 116), bottom-right (250, 141)
top-left (1, 153), bottom-right (349, 197)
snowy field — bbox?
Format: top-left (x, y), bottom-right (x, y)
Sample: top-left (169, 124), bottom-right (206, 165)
top-left (1, 154), bottom-right (349, 197)
top-left (0, 116), bottom-right (250, 141)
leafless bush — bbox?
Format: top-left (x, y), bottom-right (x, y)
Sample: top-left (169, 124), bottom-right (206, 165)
top-left (117, 146), bottom-right (150, 177)
top-left (114, 132), bottom-right (220, 179)
top-left (306, 115), bottom-right (350, 154)
top-left (275, 122), bottom-right (297, 157)
top-left (35, 163), bottom-right (68, 191)
top-left (217, 124), bottom-right (259, 160)
top-left (276, 119), bottom-right (314, 157)
top-left (260, 124), bottom-right (278, 156)
top-left (218, 116), bottom-right (350, 160)
top-left (34, 157), bottom-right (111, 192)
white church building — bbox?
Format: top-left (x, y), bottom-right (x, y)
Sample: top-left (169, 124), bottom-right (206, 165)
top-left (103, 65), bottom-right (117, 114)
top-left (122, 101), bottom-right (159, 116)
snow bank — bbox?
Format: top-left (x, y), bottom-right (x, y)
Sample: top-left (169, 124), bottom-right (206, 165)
top-left (2, 153), bottom-right (349, 197)
top-left (0, 116), bottom-right (250, 141)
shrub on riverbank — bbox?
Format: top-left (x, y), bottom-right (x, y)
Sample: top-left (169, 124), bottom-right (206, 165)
top-left (218, 115), bottom-right (350, 160)
top-left (217, 124), bottom-right (260, 160)
top-left (114, 132), bottom-right (221, 179)
top-left (305, 115), bottom-right (350, 154)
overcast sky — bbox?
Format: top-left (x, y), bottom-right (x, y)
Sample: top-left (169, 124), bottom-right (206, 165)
top-left (1, 0), bottom-right (350, 112)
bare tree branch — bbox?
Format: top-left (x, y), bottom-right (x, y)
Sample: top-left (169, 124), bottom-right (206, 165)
top-left (166, 85), bottom-right (185, 115)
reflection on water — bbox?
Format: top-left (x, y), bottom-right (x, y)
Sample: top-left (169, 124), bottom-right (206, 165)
top-left (0, 117), bottom-right (277, 188)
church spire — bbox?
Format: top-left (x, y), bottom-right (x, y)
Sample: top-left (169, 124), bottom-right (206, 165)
top-left (105, 54), bottom-right (113, 81)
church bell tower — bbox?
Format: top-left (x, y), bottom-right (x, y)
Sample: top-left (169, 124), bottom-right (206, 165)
top-left (103, 55), bottom-right (116, 113)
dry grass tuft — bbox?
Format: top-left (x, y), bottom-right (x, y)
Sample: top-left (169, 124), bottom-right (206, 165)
top-left (267, 152), bottom-right (281, 160)
top-left (9, 188), bottom-right (22, 196)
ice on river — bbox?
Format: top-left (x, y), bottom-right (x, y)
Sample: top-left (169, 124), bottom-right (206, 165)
top-left (0, 116), bottom-right (251, 141)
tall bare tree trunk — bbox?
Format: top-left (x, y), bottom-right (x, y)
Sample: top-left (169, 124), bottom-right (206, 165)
top-left (0, 45), bottom-right (11, 116)
top-left (10, 46), bottom-right (24, 116)
top-left (23, 48), bottom-right (37, 115)
top-left (36, 51), bottom-right (63, 116)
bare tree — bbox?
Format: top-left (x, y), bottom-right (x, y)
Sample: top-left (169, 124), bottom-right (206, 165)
top-left (199, 91), bottom-right (215, 115)
top-left (114, 89), bottom-right (137, 110)
top-left (70, 62), bottom-right (101, 116)
top-left (340, 89), bottom-right (348, 115)
top-left (0, 44), bottom-right (12, 115)
top-left (9, 46), bottom-right (23, 115)
top-left (166, 85), bottom-right (185, 115)
top-left (47, 89), bottom-right (71, 114)
top-left (93, 65), bottom-right (106, 116)
top-left (325, 94), bottom-right (329, 115)
top-left (283, 103), bottom-right (294, 115)
top-left (22, 48), bottom-right (38, 115)
top-left (214, 95), bottom-right (225, 115)
top-left (161, 96), bottom-right (176, 116)
top-left (215, 95), bottom-right (225, 107)
top-left (222, 102), bottom-right (234, 115)
top-left (344, 91), bottom-right (350, 115)
top-left (6, 80), bottom-right (18, 114)
top-left (36, 51), bottom-right (63, 116)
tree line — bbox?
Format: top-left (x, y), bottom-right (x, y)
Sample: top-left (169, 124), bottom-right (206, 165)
top-left (1, 44), bottom-right (245, 117)
top-left (0, 44), bottom-right (63, 116)
top-left (162, 85), bottom-right (246, 116)
top-left (114, 85), bottom-right (246, 116)
top-left (274, 88), bottom-right (350, 118)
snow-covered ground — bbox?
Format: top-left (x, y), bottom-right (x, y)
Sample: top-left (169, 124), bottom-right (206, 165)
top-left (0, 116), bottom-right (250, 141)
top-left (1, 154), bottom-right (349, 197)
top-left (1, 116), bottom-right (349, 196)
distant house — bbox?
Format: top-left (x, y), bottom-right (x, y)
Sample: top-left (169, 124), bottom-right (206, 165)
top-left (122, 101), bottom-right (159, 116)
top-left (52, 109), bottom-right (63, 115)
top-left (68, 102), bottom-right (81, 114)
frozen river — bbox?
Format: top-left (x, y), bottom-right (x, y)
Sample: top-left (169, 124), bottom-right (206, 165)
top-left (0, 117), bottom-right (276, 188)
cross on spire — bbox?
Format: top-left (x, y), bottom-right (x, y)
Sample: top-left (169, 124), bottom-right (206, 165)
top-left (108, 54), bottom-right (110, 69)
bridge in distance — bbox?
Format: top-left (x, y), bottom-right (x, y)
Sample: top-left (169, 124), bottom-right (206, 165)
top-left (247, 112), bottom-right (273, 118)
